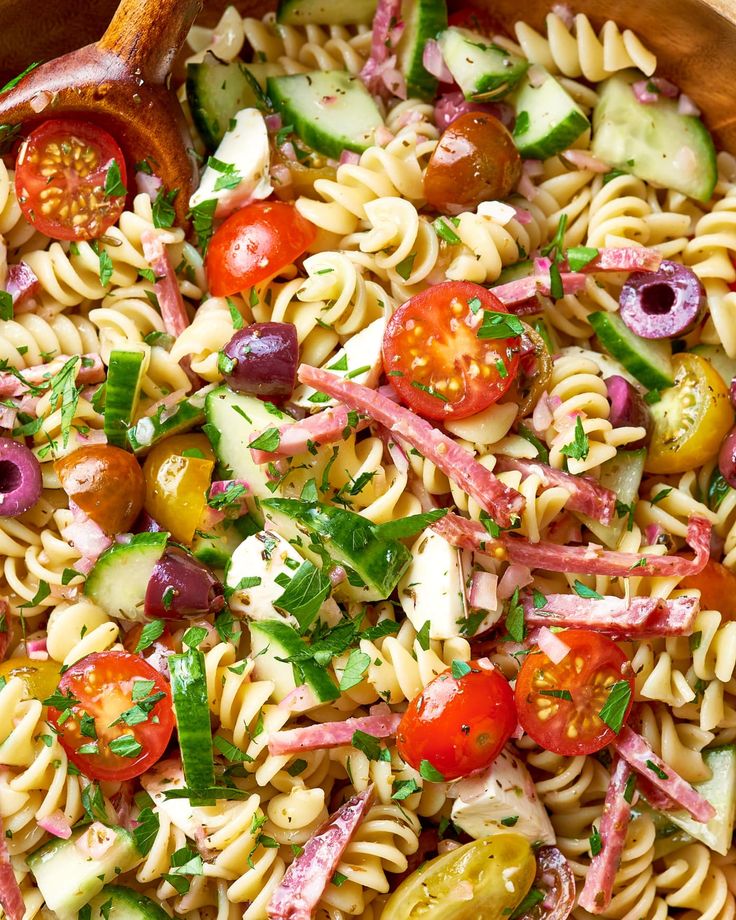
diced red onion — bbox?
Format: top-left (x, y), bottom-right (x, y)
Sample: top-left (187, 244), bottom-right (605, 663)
top-left (551, 2), bottom-right (575, 27)
top-left (422, 40), bottom-right (453, 82)
top-left (280, 141), bottom-right (298, 162)
top-left (678, 94), bottom-right (700, 116)
top-left (26, 636), bottom-right (48, 660)
top-left (75, 823), bottom-right (116, 859)
top-left (375, 124), bottom-right (395, 146)
top-left (528, 64), bottom-right (547, 88)
top-left (536, 626), bottom-right (571, 664)
top-left (497, 564), bottom-right (533, 599)
top-left (561, 149), bottom-right (610, 172)
top-left (468, 571), bottom-right (498, 609)
top-left (339, 150), bottom-right (360, 166)
top-left (265, 113), bottom-right (283, 133)
top-left (513, 207), bottom-right (533, 225)
top-left (632, 80), bottom-right (659, 104)
top-left (29, 90), bottom-right (53, 113)
top-left (136, 171), bottom-right (163, 198)
top-left (5, 262), bottom-right (40, 307)
top-left (37, 810), bottom-right (72, 839)
top-left (652, 77), bottom-right (680, 98)
top-left (329, 565), bottom-right (347, 587)
top-left (278, 684), bottom-right (319, 713)
top-left (645, 523), bottom-right (664, 545)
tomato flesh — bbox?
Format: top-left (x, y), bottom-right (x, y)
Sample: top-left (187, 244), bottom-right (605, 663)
top-left (54, 444), bottom-right (145, 535)
top-left (424, 113), bottom-right (522, 215)
top-left (15, 119), bottom-right (127, 241)
top-left (47, 651), bottom-right (174, 781)
top-left (382, 281), bottom-right (521, 420)
top-left (142, 434), bottom-right (215, 544)
top-left (645, 353), bottom-right (733, 474)
top-left (206, 201), bottom-right (317, 296)
top-left (680, 560), bottom-right (736, 619)
top-left (397, 660), bottom-right (516, 780)
top-left (515, 630), bottom-right (634, 756)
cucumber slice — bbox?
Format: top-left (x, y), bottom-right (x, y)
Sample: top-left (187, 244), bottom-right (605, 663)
top-left (104, 348), bottom-right (147, 449)
top-left (592, 72), bottom-right (717, 203)
top-left (691, 344), bottom-right (736, 389)
top-left (192, 514), bottom-right (259, 569)
top-left (396, 0), bottom-right (448, 100)
top-left (577, 449), bottom-right (646, 548)
top-left (27, 826), bottom-right (141, 917)
top-left (588, 311), bottom-right (674, 390)
top-left (204, 386), bottom-right (295, 512)
top-left (127, 387), bottom-right (210, 454)
top-left (267, 71), bottom-right (384, 159)
top-left (277, 0), bottom-right (377, 24)
top-left (512, 69), bottom-right (590, 159)
top-left (261, 498), bottom-right (411, 599)
top-left (494, 259), bottom-right (535, 286)
top-left (249, 619), bottom-right (340, 703)
top-left (89, 886), bottom-right (171, 920)
top-left (187, 52), bottom-right (268, 150)
top-left (438, 27), bottom-right (528, 101)
top-left (659, 746), bottom-right (736, 855)
top-left (84, 532), bottom-right (169, 621)
top-left (169, 647), bottom-right (215, 791)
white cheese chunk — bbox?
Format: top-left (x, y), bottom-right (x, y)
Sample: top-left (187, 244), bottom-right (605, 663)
top-left (189, 108), bottom-right (272, 218)
top-left (450, 747), bottom-right (555, 845)
top-left (398, 529), bottom-right (468, 640)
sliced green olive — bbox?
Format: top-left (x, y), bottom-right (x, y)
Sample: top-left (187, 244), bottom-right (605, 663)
top-left (381, 833), bottom-right (536, 920)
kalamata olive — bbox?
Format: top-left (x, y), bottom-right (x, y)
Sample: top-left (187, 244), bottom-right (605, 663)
top-left (55, 444), bottom-right (144, 534)
top-left (134, 511), bottom-right (164, 533)
top-left (605, 375), bottom-right (652, 447)
top-left (719, 427), bottom-right (736, 488)
top-left (434, 91), bottom-right (514, 131)
top-left (618, 261), bottom-right (705, 339)
top-left (222, 322), bottom-right (298, 397)
top-left (0, 438), bottom-right (42, 517)
top-left (730, 376), bottom-right (736, 411)
top-left (423, 112), bottom-right (522, 215)
top-left (518, 846), bottom-right (575, 920)
top-left (144, 545), bottom-right (225, 619)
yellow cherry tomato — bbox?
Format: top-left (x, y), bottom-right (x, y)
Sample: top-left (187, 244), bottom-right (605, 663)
top-left (142, 434), bottom-right (215, 543)
top-left (381, 834), bottom-right (536, 920)
top-left (0, 657), bottom-right (61, 701)
top-left (645, 353), bottom-right (734, 474)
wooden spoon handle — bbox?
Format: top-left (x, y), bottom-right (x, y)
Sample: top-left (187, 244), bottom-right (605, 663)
top-left (97, 0), bottom-right (203, 83)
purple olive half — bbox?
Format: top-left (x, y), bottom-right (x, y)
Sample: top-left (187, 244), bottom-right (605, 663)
top-left (145, 545), bottom-right (225, 620)
top-left (618, 261), bottom-right (704, 339)
top-left (0, 438), bottom-right (42, 517)
top-left (222, 322), bottom-right (298, 397)
top-left (605, 375), bottom-right (652, 448)
top-left (719, 427), bottom-right (736, 489)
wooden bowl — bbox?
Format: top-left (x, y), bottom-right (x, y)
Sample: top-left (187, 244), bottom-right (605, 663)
top-left (1, 0), bottom-right (735, 148)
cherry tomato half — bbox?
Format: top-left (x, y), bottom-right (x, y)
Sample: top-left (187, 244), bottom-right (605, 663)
top-left (515, 630), bottom-right (634, 756)
top-left (142, 434), bottom-right (215, 544)
top-left (423, 112), bottom-right (522, 215)
top-left (15, 119), bottom-right (127, 241)
top-left (382, 281), bottom-right (521, 420)
top-left (680, 559), bottom-right (736, 619)
top-left (645, 353), bottom-right (733, 474)
top-left (55, 444), bottom-right (145, 535)
top-left (206, 201), bottom-right (317, 296)
top-left (47, 651), bottom-right (174, 781)
top-left (396, 660), bottom-right (516, 780)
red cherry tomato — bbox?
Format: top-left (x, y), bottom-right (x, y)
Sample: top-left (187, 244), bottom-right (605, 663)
top-left (382, 281), bottom-right (521, 420)
top-left (448, 6), bottom-right (506, 35)
top-left (206, 201), bottom-right (317, 296)
top-left (515, 630), bottom-right (634, 756)
top-left (15, 119), bottom-right (127, 241)
top-left (47, 651), bottom-right (174, 781)
top-left (396, 660), bottom-right (516, 780)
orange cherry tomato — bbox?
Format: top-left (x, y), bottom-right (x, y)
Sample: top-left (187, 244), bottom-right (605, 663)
top-left (142, 434), bottom-right (215, 544)
top-left (15, 119), bottom-right (127, 241)
top-left (515, 630), bottom-right (634, 756)
top-left (382, 281), bottom-right (521, 420)
top-left (396, 660), bottom-right (516, 780)
top-left (423, 112), bottom-right (522, 215)
top-left (47, 651), bottom-right (174, 782)
top-left (55, 444), bottom-right (144, 534)
top-left (680, 559), bottom-right (736, 619)
top-left (206, 201), bottom-right (317, 296)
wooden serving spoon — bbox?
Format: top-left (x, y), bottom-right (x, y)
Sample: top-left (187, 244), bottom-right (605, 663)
top-left (0, 0), bottom-right (203, 225)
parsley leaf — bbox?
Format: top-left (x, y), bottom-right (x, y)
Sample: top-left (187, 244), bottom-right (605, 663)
top-left (478, 311), bottom-right (524, 340)
top-left (104, 161), bottom-right (127, 198)
top-left (572, 580), bottom-right (603, 600)
top-left (419, 759), bottom-right (445, 782)
top-left (598, 680), bottom-right (632, 734)
top-left (273, 560), bottom-right (331, 633)
top-left (560, 416), bottom-right (589, 461)
top-left (376, 508), bottom-right (448, 540)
